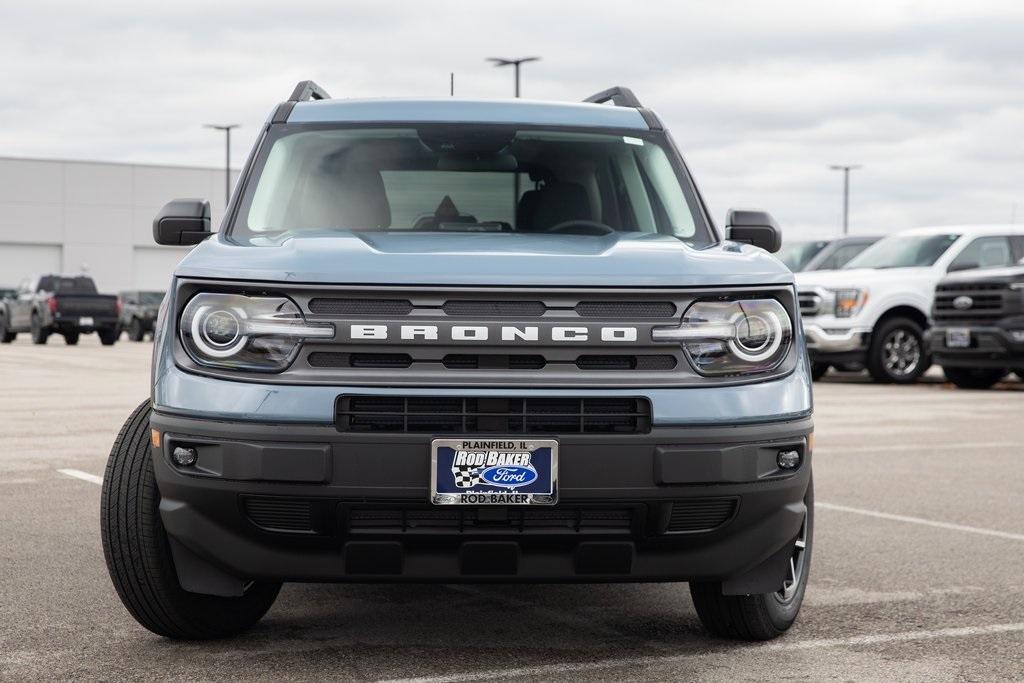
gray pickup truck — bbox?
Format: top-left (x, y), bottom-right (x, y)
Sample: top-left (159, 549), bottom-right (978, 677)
top-left (100, 81), bottom-right (814, 643)
top-left (0, 274), bottom-right (119, 345)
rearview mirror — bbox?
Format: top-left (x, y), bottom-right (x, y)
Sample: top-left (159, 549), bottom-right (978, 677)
top-left (154, 199), bottom-right (212, 246)
top-left (725, 209), bottom-right (782, 253)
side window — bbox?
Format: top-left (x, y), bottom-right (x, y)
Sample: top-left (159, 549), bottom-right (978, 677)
top-left (831, 243), bottom-right (872, 269)
top-left (1011, 236), bottom-right (1024, 263)
top-left (948, 236), bottom-right (1014, 272)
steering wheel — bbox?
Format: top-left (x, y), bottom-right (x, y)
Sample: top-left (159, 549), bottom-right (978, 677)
top-left (546, 220), bottom-right (616, 236)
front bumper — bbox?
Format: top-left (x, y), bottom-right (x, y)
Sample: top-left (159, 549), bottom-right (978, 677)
top-left (802, 321), bottom-right (871, 361)
top-left (928, 322), bottom-right (1024, 368)
top-left (151, 411), bottom-right (813, 592)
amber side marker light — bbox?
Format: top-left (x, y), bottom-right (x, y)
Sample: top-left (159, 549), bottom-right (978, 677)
top-left (151, 429), bottom-right (161, 448)
top-left (807, 431), bottom-right (814, 453)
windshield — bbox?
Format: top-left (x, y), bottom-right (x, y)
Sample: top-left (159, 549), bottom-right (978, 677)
top-left (777, 241), bottom-right (829, 271)
top-left (230, 125), bottom-right (711, 244)
top-left (844, 234), bottom-right (960, 269)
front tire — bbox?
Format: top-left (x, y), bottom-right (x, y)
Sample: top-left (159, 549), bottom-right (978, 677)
top-left (0, 316), bottom-right (15, 343)
top-left (101, 400), bottom-right (281, 639)
top-left (810, 362), bottom-right (830, 381)
top-left (690, 479), bottom-right (813, 641)
top-left (867, 317), bottom-right (926, 384)
top-left (127, 318), bottom-right (145, 342)
top-left (943, 366), bottom-right (1006, 390)
top-left (30, 314), bottom-right (49, 345)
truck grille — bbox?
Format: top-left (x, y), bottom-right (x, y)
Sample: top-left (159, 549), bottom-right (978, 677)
top-left (933, 282), bottom-right (1009, 323)
top-left (346, 506), bottom-right (636, 534)
top-left (666, 499), bottom-right (737, 533)
top-left (798, 291), bottom-right (822, 317)
top-left (337, 396), bottom-right (652, 434)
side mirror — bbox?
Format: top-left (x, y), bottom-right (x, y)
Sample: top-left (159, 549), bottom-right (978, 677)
top-left (725, 209), bottom-right (782, 253)
top-left (154, 199), bottom-right (212, 246)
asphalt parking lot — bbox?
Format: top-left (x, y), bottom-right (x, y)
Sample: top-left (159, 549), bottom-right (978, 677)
top-left (1, 336), bottom-right (1023, 681)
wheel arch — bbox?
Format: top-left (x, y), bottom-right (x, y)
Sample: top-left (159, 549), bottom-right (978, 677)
top-left (872, 305), bottom-right (929, 334)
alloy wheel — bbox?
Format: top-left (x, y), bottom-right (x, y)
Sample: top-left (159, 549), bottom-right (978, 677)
top-left (776, 516), bottom-right (808, 603)
top-left (882, 328), bottom-right (921, 378)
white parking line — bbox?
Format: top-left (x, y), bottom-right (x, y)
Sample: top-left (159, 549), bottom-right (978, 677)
top-left (379, 622), bottom-right (1024, 683)
top-left (57, 469), bottom-right (103, 486)
top-left (818, 502), bottom-right (1024, 542)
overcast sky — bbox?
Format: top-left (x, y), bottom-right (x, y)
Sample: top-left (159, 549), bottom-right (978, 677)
top-left (2, 0), bottom-right (1023, 239)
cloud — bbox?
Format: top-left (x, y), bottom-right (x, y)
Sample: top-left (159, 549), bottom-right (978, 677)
top-left (1, 0), bottom-right (1022, 238)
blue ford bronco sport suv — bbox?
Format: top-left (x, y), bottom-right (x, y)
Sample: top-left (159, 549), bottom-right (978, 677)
top-left (101, 81), bottom-right (814, 641)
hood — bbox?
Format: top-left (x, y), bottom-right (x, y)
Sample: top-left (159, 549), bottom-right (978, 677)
top-left (174, 231), bottom-right (793, 288)
top-left (796, 267), bottom-right (935, 290)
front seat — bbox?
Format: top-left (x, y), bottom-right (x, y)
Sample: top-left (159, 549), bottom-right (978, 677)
top-left (520, 181), bottom-right (592, 232)
top-left (296, 157), bottom-right (391, 231)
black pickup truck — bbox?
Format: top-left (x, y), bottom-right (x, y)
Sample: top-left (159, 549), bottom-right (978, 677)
top-left (929, 264), bottom-right (1024, 388)
top-left (0, 274), bottom-right (120, 345)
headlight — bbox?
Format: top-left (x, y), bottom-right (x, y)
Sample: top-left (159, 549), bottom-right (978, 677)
top-left (832, 288), bottom-right (868, 318)
top-left (653, 298), bottom-right (793, 376)
top-left (180, 293), bottom-right (333, 371)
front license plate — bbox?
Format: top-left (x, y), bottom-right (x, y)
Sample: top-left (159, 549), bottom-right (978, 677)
top-left (431, 438), bottom-right (558, 505)
top-left (946, 328), bottom-right (971, 348)
top-left (79, 316), bottom-right (94, 327)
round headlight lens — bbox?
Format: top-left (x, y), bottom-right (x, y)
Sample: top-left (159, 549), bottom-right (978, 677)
top-left (680, 299), bottom-right (792, 375)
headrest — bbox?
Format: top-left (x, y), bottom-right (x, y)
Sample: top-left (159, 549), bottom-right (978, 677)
top-left (529, 181), bottom-right (592, 232)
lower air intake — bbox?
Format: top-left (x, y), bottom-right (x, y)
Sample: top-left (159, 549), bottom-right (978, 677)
top-left (665, 499), bottom-right (737, 533)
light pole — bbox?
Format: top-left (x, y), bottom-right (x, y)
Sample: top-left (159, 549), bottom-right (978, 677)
top-left (205, 124), bottom-right (240, 205)
top-left (829, 164), bottom-right (861, 235)
top-left (486, 56), bottom-right (541, 98)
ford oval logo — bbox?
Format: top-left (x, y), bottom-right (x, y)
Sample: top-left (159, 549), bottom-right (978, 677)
top-left (479, 465), bottom-right (538, 488)
top-left (952, 295), bottom-right (973, 310)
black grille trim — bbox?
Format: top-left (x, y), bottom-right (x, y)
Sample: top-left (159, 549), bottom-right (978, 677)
top-left (244, 497), bottom-right (315, 533)
top-left (346, 506), bottom-right (636, 534)
top-left (442, 300), bottom-right (547, 317)
top-left (665, 498), bottom-right (737, 533)
top-left (575, 301), bottom-right (677, 318)
top-left (442, 354), bottom-right (547, 370)
top-left (309, 352), bottom-right (413, 369)
top-left (337, 396), bottom-right (652, 434)
top-left (308, 298), bottom-right (414, 316)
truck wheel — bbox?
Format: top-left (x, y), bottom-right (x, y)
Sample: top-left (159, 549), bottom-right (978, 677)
top-left (690, 478), bottom-right (813, 641)
top-left (64, 330), bottom-right (80, 345)
top-left (128, 318), bottom-right (145, 342)
top-left (943, 367), bottom-right (1006, 390)
top-left (30, 314), bottom-right (49, 345)
top-left (98, 327), bottom-right (119, 346)
top-left (867, 317), bottom-right (926, 384)
top-left (1014, 368), bottom-right (1024, 382)
top-left (0, 316), bottom-right (15, 343)
top-left (101, 400), bottom-right (281, 639)
top-left (810, 362), bottom-right (830, 381)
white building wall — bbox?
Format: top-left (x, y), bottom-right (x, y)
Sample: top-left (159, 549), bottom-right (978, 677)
top-left (0, 156), bottom-right (239, 293)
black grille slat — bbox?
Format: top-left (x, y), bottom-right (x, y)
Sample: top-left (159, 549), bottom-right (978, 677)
top-left (244, 497), bottom-right (314, 533)
top-left (309, 352), bottom-right (413, 368)
top-left (666, 499), bottom-right (737, 533)
top-left (575, 301), bottom-right (676, 318)
top-left (442, 300), bottom-right (547, 317)
top-left (308, 298), bottom-right (414, 316)
top-left (338, 396), bottom-right (651, 434)
top-left (347, 506), bottom-right (634, 534)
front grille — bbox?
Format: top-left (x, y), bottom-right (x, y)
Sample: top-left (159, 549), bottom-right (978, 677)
top-left (575, 301), bottom-right (676, 318)
top-left (442, 300), bottom-right (546, 317)
top-left (309, 352), bottom-right (413, 368)
top-left (346, 506), bottom-right (635, 534)
top-left (442, 354), bottom-right (547, 369)
top-left (308, 298), bottom-right (414, 316)
top-left (337, 396), bottom-right (652, 434)
top-left (576, 354), bottom-right (676, 371)
top-left (798, 292), bottom-right (821, 317)
top-left (933, 282), bottom-right (1009, 322)
top-left (244, 497), bottom-right (315, 533)
top-left (666, 499), bottom-right (737, 533)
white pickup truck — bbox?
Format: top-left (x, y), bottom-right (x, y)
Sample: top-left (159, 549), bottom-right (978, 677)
top-left (796, 225), bottom-right (1024, 383)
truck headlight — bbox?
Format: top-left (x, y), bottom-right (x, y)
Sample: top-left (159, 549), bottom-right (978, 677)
top-left (832, 288), bottom-right (867, 318)
top-left (180, 293), bottom-right (333, 371)
top-left (653, 298), bottom-right (793, 375)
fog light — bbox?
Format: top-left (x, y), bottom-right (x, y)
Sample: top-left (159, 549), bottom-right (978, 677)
top-left (172, 446), bottom-right (198, 467)
top-left (777, 449), bottom-right (801, 470)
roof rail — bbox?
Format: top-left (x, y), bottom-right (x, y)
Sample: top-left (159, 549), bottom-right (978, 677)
top-left (287, 80), bottom-right (331, 102)
top-left (583, 86), bottom-right (642, 108)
